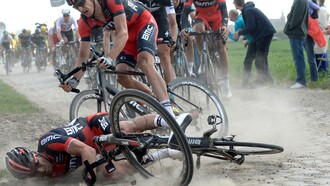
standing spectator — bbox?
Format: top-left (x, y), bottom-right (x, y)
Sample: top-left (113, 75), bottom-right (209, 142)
top-left (233, 0), bottom-right (275, 87)
top-left (284, 0), bottom-right (315, 89)
top-left (314, 0), bottom-right (330, 73)
top-left (228, 9), bottom-right (254, 88)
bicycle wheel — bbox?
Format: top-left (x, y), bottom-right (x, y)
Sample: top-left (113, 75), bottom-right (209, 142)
top-left (168, 77), bottom-right (228, 137)
top-left (212, 140), bottom-right (284, 155)
top-left (4, 52), bottom-right (9, 75)
top-left (174, 50), bottom-right (188, 77)
top-left (69, 90), bottom-right (109, 121)
top-left (36, 50), bottom-right (41, 73)
top-left (110, 89), bottom-right (194, 186)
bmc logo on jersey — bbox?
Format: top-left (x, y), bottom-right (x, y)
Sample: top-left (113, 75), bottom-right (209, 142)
top-left (194, 0), bottom-right (216, 7)
top-left (63, 123), bottom-right (83, 135)
top-left (40, 134), bottom-right (61, 145)
top-left (98, 117), bottom-right (109, 131)
top-left (141, 25), bottom-right (154, 41)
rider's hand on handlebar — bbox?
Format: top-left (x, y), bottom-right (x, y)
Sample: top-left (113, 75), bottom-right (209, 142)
top-left (97, 56), bottom-right (113, 69)
top-left (220, 26), bottom-right (229, 40)
top-left (180, 28), bottom-right (190, 39)
top-left (59, 77), bottom-right (79, 93)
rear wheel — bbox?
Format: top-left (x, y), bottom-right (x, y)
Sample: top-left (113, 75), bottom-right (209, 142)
top-left (168, 77), bottom-right (228, 137)
top-left (110, 89), bottom-right (194, 186)
top-left (212, 141), bottom-right (284, 156)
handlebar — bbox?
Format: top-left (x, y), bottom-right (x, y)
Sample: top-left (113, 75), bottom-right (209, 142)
top-left (55, 47), bottom-right (116, 93)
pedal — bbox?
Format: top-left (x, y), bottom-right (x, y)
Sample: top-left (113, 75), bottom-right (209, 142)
top-left (105, 161), bottom-right (116, 173)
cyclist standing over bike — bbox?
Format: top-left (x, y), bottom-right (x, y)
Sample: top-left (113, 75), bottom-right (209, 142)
top-left (180, 0), bottom-right (232, 98)
top-left (18, 29), bottom-right (32, 69)
top-left (31, 28), bottom-right (47, 70)
top-left (0, 31), bottom-right (14, 72)
top-left (61, 0), bottom-right (184, 120)
top-left (5, 112), bottom-right (186, 184)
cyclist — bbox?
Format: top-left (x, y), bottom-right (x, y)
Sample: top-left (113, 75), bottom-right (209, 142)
top-left (18, 29), bottom-right (32, 69)
top-left (5, 112), bottom-right (190, 184)
top-left (31, 28), bottom-right (47, 69)
top-left (9, 32), bottom-right (19, 63)
top-left (61, 0), bottom-right (182, 120)
top-left (0, 31), bottom-right (14, 72)
top-left (56, 8), bottom-right (80, 44)
top-left (48, 21), bottom-right (60, 72)
top-left (180, 0), bottom-right (232, 98)
top-left (137, 0), bottom-right (178, 85)
top-left (174, 0), bottom-right (196, 77)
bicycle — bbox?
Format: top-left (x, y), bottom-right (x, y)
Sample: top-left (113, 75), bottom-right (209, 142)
top-left (56, 41), bottom-right (77, 74)
top-left (56, 48), bottom-right (229, 138)
top-left (21, 47), bottom-right (32, 73)
top-left (3, 48), bottom-right (12, 75)
top-left (172, 35), bottom-right (189, 78)
top-left (58, 68), bottom-right (194, 185)
top-left (81, 89), bottom-right (283, 185)
top-left (189, 30), bottom-right (225, 98)
top-left (35, 45), bottom-right (47, 72)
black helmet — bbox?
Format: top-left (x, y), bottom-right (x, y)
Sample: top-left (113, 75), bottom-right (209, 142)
top-left (22, 29), bottom-right (27, 33)
top-left (66, 0), bottom-right (75, 6)
top-left (35, 28), bottom-right (41, 34)
top-left (5, 147), bottom-right (37, 179)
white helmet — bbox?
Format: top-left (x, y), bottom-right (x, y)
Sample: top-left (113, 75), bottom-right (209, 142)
top-left (62, 8), bottom-right (70, 16)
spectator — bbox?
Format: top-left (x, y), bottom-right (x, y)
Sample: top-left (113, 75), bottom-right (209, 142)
top-left (284, 0), bottom-right (317, 89)
top-left (314, 0), bottom-right (329, 73)
top-left (228, 9), bottom-right (254, 88)
top-left (233, 0), bottom-right (275, 87)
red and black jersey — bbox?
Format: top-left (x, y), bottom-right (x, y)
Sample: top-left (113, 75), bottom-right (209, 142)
top-left (181, 0), bottom-right (228, 30)
top-left (37, 112), bottom-right (111, 178)
top-left (78, 0), bottom-right (149, 42)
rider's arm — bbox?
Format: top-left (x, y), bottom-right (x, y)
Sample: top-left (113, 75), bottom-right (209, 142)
top-left (103, 30), bottom-right (112, 55)
top-left (167, 6), bottom-right (178, 43)
top-left (218, 0), bottom-right (228, 27)
top-left (66, 139), bottom-right (97, 182)
top-left (180, 4), bottom-right (193, 30)
top-left (56, 19), bottom-right (64, 42)
top-left (104, 14), bottom-right (128, 62)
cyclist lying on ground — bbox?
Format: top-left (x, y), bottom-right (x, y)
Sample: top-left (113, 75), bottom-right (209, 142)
top-left (5, 112), bottom-right (190, 185)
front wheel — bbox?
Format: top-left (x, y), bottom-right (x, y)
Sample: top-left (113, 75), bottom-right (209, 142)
top-left (69, 90), bottom-right (108, 121)
top-left (110, 89), bottom-right (194, 186)
top-left (168, 77), bottom-right (228, 137)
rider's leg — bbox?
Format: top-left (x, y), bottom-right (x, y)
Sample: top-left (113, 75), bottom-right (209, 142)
top-left (158, 44), bottom-right (175, 84)
top-left (185, 36), bottom-right (195, 77)
top-left (137, 51), bottom-right (175, 116)
top-left (217, 40), bottom-right (232, 98)
top-left (193, 22), bottom-right (206, 54)
top-left (116, 63), bottom-right (154, 96)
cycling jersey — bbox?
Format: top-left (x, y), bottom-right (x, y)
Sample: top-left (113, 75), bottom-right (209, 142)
top-left (31, 34), bottom-right (46, 47)
top-left (48, 27), bottom-right (60, 44)
top-left (78, 0), bottom-right (158, 65)
top-left (56, 16), bottom-right (78, 32)
top-left (0, 35), bottom-right (12, 50)
top-left (181, 0), bottom-right (228, 31)
top-left (18, 33), bottom-right (32, 48)
top-left (37, 112), bottom-right (112, 178)
top-left (175, 1), bottom-right (195, 31)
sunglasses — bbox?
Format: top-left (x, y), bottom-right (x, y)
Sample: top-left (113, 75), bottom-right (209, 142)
top-left (73, 0), bottom-right (86, 9)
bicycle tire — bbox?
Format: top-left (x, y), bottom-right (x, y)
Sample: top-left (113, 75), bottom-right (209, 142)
top-left (168, 77), bottom-right (228, 137)
top-left (69, 90), bottom-right (107, 121)
top-left (110, 89), bottom-right (194, 186)
top-left (36, 50), bottom-right (42, 73)
top-left (212, 140), bottom-right (284, 155)
top-left (4, 52), bottom-right (9, 75)
top-left (174, 50), bottom-right (188, 77)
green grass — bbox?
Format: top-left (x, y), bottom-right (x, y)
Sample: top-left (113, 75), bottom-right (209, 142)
top-left (227, 39), bottom-right (330, 89)
top-left (0, 79), bottom-right (40, 114)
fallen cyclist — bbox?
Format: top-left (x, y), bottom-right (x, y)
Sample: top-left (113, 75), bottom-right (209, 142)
top-left (5, 112), bottom-right (191, 185)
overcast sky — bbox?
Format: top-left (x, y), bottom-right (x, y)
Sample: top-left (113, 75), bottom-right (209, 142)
top-left (1, 0), bottom-right (329, 32)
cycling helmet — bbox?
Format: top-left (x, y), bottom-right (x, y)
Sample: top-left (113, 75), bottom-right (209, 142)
top-left (66, 0), bottom-right (75, 6)
top-left (35, 28), bottom-right (41, 34)
top-left (5, 147), bottom-right (37, 179)
top-left (40, 26), bottom-right (47, 32)
top-left (22, 29), bottom-right (27, 33)
top-left (62, 8), bottom-right (70, 16)
top-left (3, 31), bottom-right (8, 36)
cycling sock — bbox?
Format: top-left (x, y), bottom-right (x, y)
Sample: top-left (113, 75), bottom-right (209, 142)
top-left (154, 115), bottom-right (169, 128)
top-left (160, 99), bottom-right (175, 116)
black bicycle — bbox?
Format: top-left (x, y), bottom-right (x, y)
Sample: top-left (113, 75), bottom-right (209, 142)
top-left (81, 89), bottom-right (283, 185)
top-left (57, 48), bottom-right (229, 138)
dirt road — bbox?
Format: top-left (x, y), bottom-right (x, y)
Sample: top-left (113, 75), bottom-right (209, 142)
top-left (0, 64), bottom-right (330, 186)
